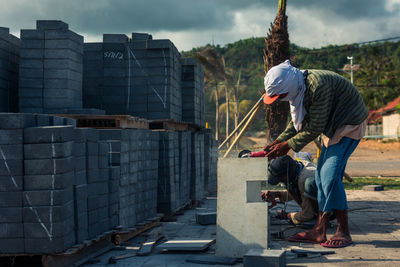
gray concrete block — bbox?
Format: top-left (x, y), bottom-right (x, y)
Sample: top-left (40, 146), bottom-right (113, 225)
top-left (196, 212), bottom-right (216, 225)
top-left (0, 129), bottom-right (22, 145)
top-left (131, 32), bottom-right (152, 41)
top-left (0, 207), bottom-right (22, 223)
top-left (24, 171), bottom-right (75, 190)
top-left (0, 192), bottom-right (22, 207)
top-left (20, 29), bottom-right (44, 40)
top-left (24, 157), bottom-right (74, 175)
top-left (37, 20), bottom-right (68, 31)
top-left (0, 175), bottom-right (22, 191)
top-left (0, 144), bottom-right (23, 159)
top-left (244, 249), bottom-right (286, 267)
top-left (75, 184), bottom-right (87, 200)
top-left (0, 113), bottom-right (36, 129)
top-left (0, 223), bottom-right (24, 238)
top-left (24, 141), bottom-right (73, 159)
top-left (45, 30), bottom-right (83, 44)
top-left (24, 217), bottom-right (74, 238)
top-left (0, 159), bottom-right (23, 176)
top-left (76, 199), bottom-right (87, 214)
top-left (75, 155), bottom-right (86, 171)
top-left (0, 238), bottom-right (24, 253)
top-left (23, 187), bottom-right (73, 206)
top-left (24, 125), bottom-right (74, 143)
top-left (24, 232), bottom-right (75, 253)
top-left (88, 181), bottom-right (108, 196)
top-left (75, 170), bottom-right (87, 185)
top-left (23, 201), bottom-right (74, 223)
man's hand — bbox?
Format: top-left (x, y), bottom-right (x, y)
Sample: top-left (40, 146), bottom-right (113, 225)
top-left (263, 140), bottom-right (280, 154)
top-left (276, 210), bottom-right (290, 220)
top-left (261, 191), bottom-right (280, 201)
top-left (266, 141), bottom-right (290, 160)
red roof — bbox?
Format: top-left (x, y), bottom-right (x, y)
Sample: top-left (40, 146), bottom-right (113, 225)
top-left (367, 97), bottom-right (400, 124)
top-left (382, 97), bottom-right (400, 114)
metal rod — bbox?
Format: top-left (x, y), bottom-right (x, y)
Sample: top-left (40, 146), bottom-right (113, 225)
top-left (223, 103), bottom-right (262, 158)
top-left (218, 95), bottom-right (264, 150)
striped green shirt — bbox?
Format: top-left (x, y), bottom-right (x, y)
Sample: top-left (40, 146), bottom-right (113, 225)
top-left (276, 70), bottom-right (368, 152)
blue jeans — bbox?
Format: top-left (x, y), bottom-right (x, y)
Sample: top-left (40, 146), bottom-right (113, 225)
top-left (315, 137), bottom-right (360, 212)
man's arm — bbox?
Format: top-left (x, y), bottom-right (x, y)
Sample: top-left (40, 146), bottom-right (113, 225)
top-left (276, 120), bottom-right (297, 143)
top-left (286, 82), bottom-right (334, 152)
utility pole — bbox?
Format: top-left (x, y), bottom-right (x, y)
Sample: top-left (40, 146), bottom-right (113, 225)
top-left (347, 56), bottom-right (354, 84)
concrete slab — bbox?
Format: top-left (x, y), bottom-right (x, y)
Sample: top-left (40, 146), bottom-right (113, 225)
top-left (244, 249), bottom-right (286, 267)
top-left (216, 158), bottom-right (269, 258)
top-left (157, 239), bottom-right (215, 252)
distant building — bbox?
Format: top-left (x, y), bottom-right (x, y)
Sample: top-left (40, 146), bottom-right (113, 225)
top-left (382, 97), bottom-right (400, 137)
top-left (366, 97), bottom-right (400, 137)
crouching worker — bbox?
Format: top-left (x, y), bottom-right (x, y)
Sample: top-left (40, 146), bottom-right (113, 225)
top-left (262, 155), bottom-right (318, 225)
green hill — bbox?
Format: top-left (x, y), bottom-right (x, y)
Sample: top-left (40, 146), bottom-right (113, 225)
top-left (183, 38), bottom-right (400, 134)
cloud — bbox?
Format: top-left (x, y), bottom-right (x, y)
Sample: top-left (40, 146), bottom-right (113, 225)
top-left (0, 0), bottom-right (399, 50)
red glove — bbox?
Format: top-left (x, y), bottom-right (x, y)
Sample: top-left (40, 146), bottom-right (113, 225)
top-left (263, 140), bottom-right (280, 154)
top-left (265, 141), bottom-right (290, 160)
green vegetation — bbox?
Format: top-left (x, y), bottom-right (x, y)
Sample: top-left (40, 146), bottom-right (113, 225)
top-left (183, 38), bottom-right (400, 138)
top-left (343, 177), bottom-right (400, 190)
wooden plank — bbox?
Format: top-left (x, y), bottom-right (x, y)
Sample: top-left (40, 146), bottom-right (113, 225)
top-left (42, 232), bottom-right (115, 267)
top-left (149, 120), bottom-right (189, 131)
top-left (157, 239), bottom-right (216, 252)
top-left (112, 217), bottom-right (162, 246)
top-left (137, 227), bottom-right (164, 256)
top-left (54, 114), bottom-right (149, 129)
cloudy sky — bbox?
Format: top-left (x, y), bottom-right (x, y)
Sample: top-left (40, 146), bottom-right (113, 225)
top-left (1, 0), bottom-right (399, 51)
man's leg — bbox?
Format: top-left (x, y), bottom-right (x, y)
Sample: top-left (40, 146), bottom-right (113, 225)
top-left (320, 137), bottom-right (360, 248)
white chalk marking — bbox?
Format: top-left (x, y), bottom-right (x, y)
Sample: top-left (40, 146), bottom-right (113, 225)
top-left (0, 146), bottom-right (18, 188)
top-left (126, 46), bottom-right (166, 107)
top-left (25, 194), bottom-right (52, 240)
top-left (162, 49), bottom-right (168, 109)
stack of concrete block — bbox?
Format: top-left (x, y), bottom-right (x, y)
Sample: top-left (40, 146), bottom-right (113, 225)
top-left (85, 129), bottom-right (110, 238)
top-left (129, 36), bottom-right (182, 121)
top-left (157, 131), bottom-right (179, 213)
top-left (190, 132), bottom-right (205, 202)
top-left (119, 129), bottom-right (137, 228)
top-left (83, 33), bottom-right (183, 121)
top-left (135, 130), bottom-right (159, 223)
top-left (98, 129), bottom-right (122, 228)
top-left (73, 128), bottom-right (88, 243)
top-left (23, 125), bottom-right (75, 253)
top-left (0, 27), bottom-right (20, 112)
top-left (203, 129), bottom-right (218, 192)
top-left (19, 20), bottom-right (84, 113)
top-left (0, 114), bottom-right (35, 253)
top-left (181, 58), bottom-right (205, 127)
top-left (178, 131), bottom-right (191, 208)
top-left (83, 34), bottom-right (130, 114)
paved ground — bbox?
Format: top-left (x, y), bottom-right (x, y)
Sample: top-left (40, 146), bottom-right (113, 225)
top-left (83, 190), bottom-right (400, 267)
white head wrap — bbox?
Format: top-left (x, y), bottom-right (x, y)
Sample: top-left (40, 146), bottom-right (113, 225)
top-left (264, 59), bottom-right (307, 132)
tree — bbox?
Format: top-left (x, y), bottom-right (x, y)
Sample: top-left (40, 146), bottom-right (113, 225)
top-left (194, 47), bottom-right (226, 140)
top-left (263, 0), bottom-right (291, 141)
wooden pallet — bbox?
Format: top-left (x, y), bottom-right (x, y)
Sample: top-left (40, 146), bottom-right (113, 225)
top-left (0, 231), bottom-right (116, 267)
top-left (149, 120), bottom-right (201, 132)
top-left (112, 215), bottom-right (162, 246)
top-left (56, 114), bottom-right (149, 129)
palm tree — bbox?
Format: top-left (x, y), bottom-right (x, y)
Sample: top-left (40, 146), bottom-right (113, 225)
top-left (263, 0), bottom-right (290, 141)
top-left (194, 48), bottom-right (226, 140)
